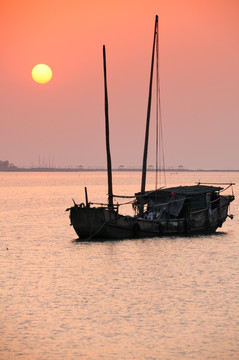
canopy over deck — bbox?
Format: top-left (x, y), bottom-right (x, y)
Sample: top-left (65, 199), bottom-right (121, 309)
top-left (136, 185), bottom-right (223, 198)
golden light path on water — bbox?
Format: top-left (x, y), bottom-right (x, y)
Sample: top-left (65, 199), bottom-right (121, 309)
top-left (0, 171), bottom-right (238, 359)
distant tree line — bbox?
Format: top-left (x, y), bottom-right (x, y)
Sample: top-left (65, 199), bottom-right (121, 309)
top-left (0, 160), bottom-right (17, 170)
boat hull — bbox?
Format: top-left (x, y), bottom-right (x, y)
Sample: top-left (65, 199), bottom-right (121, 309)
top-left (68, 195), bottom-right (233, 240)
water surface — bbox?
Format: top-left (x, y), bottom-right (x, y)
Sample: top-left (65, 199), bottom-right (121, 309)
top-left (0, 171), bottom-right (238, 359)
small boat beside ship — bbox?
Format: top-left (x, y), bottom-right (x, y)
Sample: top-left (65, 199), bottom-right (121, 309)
top-left (66, 15), bottom-right (234, 240)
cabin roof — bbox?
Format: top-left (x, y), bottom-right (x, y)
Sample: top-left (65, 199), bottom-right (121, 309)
top-left (160, 185), bottom-right (222, 195)
top-left (136, 185), bottom-right (222, 198)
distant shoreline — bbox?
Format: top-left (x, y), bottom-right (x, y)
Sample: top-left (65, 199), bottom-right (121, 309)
top-left (1, 168), bottom-right (239, 172)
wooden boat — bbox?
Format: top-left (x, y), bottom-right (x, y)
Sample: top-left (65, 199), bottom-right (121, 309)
top-left (67, 16), bottom-right (234, 240)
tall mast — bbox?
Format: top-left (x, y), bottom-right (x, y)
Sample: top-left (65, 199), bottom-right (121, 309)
top-left (141, 15), bottom-right (158, 195)
top-left (103, 45), bottom-right (113, 210)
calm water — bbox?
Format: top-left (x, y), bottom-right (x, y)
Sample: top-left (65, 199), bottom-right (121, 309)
top-left (0, 171), bottom-right (239, 360)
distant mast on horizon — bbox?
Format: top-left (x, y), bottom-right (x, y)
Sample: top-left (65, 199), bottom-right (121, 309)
top-left (37, 155), bottom-right (55, 169)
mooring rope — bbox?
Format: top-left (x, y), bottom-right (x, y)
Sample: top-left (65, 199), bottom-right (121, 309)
top-left (86, 221), bottom-right (108, 240)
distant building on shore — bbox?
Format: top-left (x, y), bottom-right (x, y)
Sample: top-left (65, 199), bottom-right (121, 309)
top-left (0, 160), bottom-right (17, 170)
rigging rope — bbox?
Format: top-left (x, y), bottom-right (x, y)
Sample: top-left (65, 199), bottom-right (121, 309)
top-left (155, 22), bottom-right (159, 189)
top-left (155, 19), bottom-right (166, 190)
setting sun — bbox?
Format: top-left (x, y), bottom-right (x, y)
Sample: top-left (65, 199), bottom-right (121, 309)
top-left (32, 64), bottom-right (52, 84)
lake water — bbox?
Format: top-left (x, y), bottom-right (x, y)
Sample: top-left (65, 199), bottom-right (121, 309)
top-left (0, 171), bottom-right (239, 360)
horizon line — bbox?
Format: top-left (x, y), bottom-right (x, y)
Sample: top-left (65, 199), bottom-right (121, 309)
top-left (1, 168), bottom-right (239, 172)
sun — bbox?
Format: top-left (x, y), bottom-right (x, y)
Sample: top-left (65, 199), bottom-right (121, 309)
top-left (32, 64), bottom-right (52, 84)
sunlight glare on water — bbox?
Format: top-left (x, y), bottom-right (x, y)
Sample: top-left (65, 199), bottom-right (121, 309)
top-left (0, 171), bottom-right (239, 359)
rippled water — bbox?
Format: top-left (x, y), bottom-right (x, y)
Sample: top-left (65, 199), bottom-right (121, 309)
top-left (0, 171), bottom-right (238, 360)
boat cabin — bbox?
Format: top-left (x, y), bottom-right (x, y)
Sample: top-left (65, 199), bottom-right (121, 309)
top-left (134, 185), bottom-right (222, 220)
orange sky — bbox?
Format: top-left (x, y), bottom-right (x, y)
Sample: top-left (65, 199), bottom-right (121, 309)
top-left (1, 0), bottom-right (239, 169)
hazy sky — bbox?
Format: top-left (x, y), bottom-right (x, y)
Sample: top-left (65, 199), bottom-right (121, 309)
top-left (1, 0), bottom-right (239, 169)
